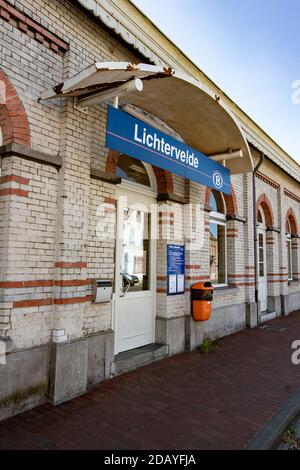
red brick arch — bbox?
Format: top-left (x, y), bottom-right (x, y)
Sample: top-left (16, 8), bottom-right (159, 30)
top-left (105, 149), bottom-right (173, 193)
top-left (285, 208), bottom-right (298, 235)
top-left (0, 68), bottom-right (30, 146)
top-left (205, 184), bottom-right (238, 216)
top-left (256, 193), bottom-right (274, 227)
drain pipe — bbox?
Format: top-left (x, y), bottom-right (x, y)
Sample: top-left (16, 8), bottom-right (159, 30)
top-left (253, 152), bottom-right (265, 325)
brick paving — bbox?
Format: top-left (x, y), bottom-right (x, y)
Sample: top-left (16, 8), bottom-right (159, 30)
top-left (1, 312), bottom-right (300, 450)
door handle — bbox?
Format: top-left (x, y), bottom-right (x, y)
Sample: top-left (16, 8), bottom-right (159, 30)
top-left (120, 273), bottom-right (131, 297)
top-left (120, 283), bottom-right (130, 297)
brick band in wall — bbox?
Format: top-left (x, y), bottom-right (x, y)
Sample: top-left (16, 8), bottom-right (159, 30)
top-left (0, 0), bottom-right (69, 55)
top-left (0, 279), bottom-right (93, 288)
top-left (284, 188), bottom-right (300, 204)
top-left (256, 171), bottom-right (280, 189)
top-left (0, 173), bottom-right (30, 197)
top-left (12, 295), bottom-right (94, 308)
top-left (1, 278), bottom-right (94, 308)
top-left (55, 262), bottom-right (87, 269)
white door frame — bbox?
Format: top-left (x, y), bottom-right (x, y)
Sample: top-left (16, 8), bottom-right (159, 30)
top-left (113, 180), bottom-right (157, 355)
top-left (257, 223), bottom-right (268, 312)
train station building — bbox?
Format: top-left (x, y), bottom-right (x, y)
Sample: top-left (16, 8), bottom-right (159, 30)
top-left (0, 0), bottom-right (299, 420)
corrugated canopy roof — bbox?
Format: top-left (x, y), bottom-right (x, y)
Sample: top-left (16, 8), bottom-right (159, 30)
top-left (40, 62), bottom-right (253, 174)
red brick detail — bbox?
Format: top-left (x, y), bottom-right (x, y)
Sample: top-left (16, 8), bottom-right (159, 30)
top-left (54, 279), bottom-right (92, 287)
top-left (230, 282), bottom-right (255, 287)
top-left (245, 266), bottom-right (255, 270)
top-left (285, 208), bottom-right (298, 235)
top-left (256, 172), bottom-right (280, 189)
top-left (50, 43), bottom-right (59, 53)
top-left (0, 279), bottom-right (93, 289)
top-left (0, 281), bottom-right (24, 288)
top-left (186, 276), bottom-right (209, 281)
top-left (25, 280), bottom-right (53, 287)
top-left (0, 0), bottom-right (69, 54)
top-left (104, 197), bottom-right (117, 205)
top-left (0, 280), bottom-right (54, 289)
top-left (156, 276), bottom-right (167, 281)
top-left (205, 184), bottom-right (238, 216)
top-left (185, 264), bottom-right (201, 270)
top-left (284, 188), bottom-right (300, 204)
top-left (0, 175), bottom-right (29, 185)
top-left (228, 274), bottom-right (255, 278)
top-left (35, 32), bottom-right (44, 43)
top-left (105, 149), bottom-right (120, 174)
top-left (0, 68), bottom-right (31, 146)
top-left (13, 298), bottom-right (53, 308)
top-left (267, 272), bottom-right (288, 276)
top-left (152, 166), bottom-right (173, 193)
top-left (54, 295), bottom-right (93, 305)
top-left (256, 193), bottom-right (275, 227)
top-left (159, 212), bottom-right (174, 217)
top-left (0, 188), bottom-right (28, 197)
top-left (0, 7), bottom-right (10, 20)
top-left (18, 21), bottom-right (28, 33)
top-left (55, 262), bottom-right (87, 269)
top-left (104, 207), bottom-right (115, 214)
top-left (105, 149), bottom-right (173, 193)
top-left (156, 288), bottom-right (167, 293)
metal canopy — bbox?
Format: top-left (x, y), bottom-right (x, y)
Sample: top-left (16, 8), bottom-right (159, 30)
top-left (40, 62), bottom-right (253, 174)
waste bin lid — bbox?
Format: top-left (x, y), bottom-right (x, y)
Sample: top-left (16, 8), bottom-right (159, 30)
top-left (191, 281), bottom-right (213, 290)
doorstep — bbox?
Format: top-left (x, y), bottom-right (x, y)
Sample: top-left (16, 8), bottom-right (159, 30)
top-left (260, 311), bottom-right (277, 322)
top-left (113, 343), bottom-right (169, 376)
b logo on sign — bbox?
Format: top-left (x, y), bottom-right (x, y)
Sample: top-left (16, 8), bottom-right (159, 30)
top-left (213, 171), bottom-right (223, 189)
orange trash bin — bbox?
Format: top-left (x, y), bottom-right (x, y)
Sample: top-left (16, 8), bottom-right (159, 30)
top-left (191, 282), bottom-right (213, 321)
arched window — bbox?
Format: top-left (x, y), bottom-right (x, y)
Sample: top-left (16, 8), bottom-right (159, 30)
top-left (285, 211), bottom-right (298, 282)
top-left (209, 190), bottom-right (227, 285)
top-left (286, 218), bottom-right (293, 281)
top-left (116, 154), bottom-right (152, 188)
top-left (257, 208), bottom-right (265, 226)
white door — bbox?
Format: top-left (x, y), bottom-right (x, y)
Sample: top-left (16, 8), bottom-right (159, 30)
top-left (114, 185), bottom-right (156, 354)
top-left (258, 227), bottom-right (268, 312)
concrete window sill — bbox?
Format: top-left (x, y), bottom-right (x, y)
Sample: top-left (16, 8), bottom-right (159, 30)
top-left (288, 280), bottom-right (300, 286)
top-left (213, 285), bottom-right (239, 296)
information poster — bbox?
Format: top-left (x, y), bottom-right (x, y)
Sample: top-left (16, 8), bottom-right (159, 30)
top-left (167, 245), bottom-right (185, 295)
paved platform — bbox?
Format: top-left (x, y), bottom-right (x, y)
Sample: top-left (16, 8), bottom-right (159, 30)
top-left (1, 312), bottom-right (300, 450)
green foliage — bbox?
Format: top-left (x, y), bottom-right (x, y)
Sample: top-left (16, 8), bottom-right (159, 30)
top-left (197, 339), bottom-right (220, 354)
top-left (282, 426), bottom-right (300, 450)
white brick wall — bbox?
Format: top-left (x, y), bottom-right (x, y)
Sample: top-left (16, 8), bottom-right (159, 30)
top-left (0, 0), bottom-right (299, 355)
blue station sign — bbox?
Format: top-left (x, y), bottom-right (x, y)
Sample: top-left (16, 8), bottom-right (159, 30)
top-left (106, 105), bottom-right (230, 194)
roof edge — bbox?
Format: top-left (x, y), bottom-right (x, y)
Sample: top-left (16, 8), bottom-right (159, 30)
top-left (76, 0), bottom-right (299, 177)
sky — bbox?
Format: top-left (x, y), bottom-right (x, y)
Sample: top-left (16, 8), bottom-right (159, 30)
top-left (132, 0), bottom-right (300, 163)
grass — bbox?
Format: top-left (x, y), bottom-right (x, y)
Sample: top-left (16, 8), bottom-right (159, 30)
top-left (197, 339), bottom-right (220, 354)
top-left (282, 425), bottom-right (300, 450)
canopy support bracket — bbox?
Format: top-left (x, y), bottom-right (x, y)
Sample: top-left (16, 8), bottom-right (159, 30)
top-left (74, 97), bottom-right (88, 115)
